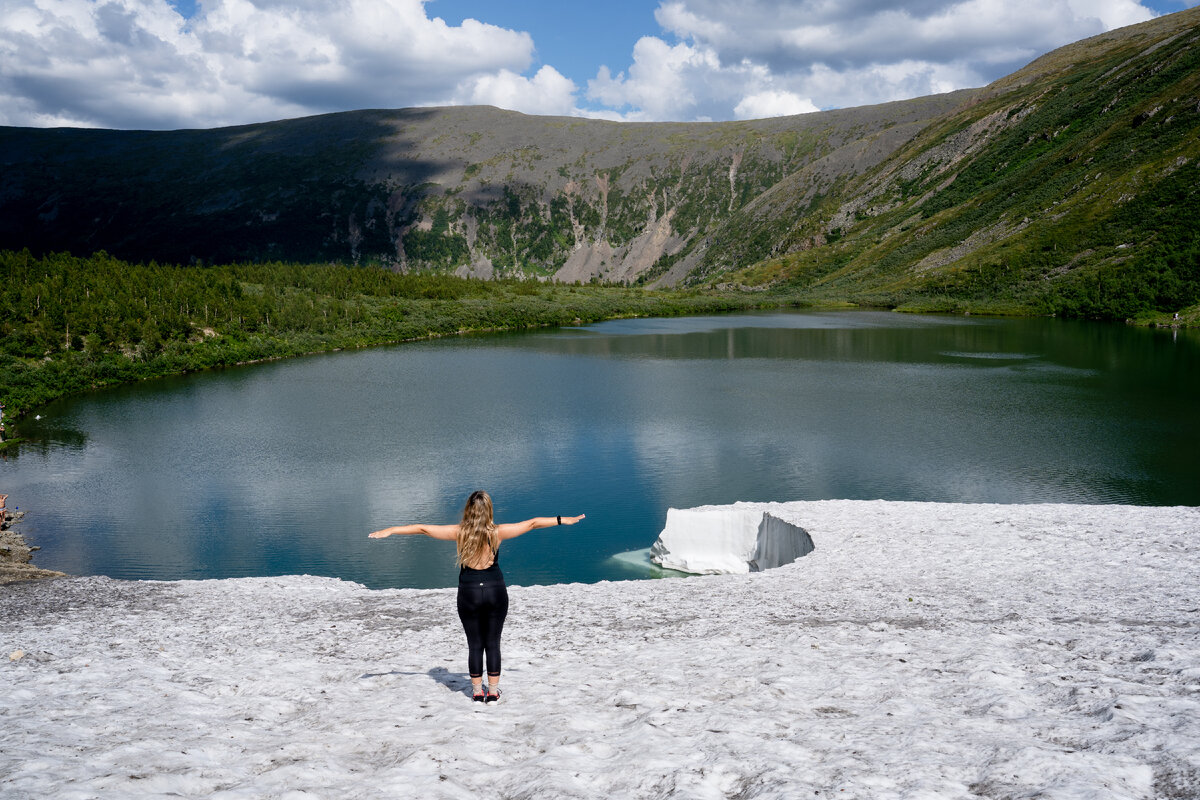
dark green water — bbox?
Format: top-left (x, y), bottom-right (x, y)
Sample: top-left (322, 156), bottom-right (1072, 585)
top-left (4, 310), bottom-right (1198, 588)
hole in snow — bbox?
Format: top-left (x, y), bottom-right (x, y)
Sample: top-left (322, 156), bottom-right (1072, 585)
top-left (750, 512), bottom-right (815, 572)
top-left (645, 506), bottom-right (816, 575)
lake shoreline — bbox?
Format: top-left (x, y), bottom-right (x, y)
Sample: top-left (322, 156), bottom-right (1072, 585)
top-left (9, 309), bottom-right (1199, 586)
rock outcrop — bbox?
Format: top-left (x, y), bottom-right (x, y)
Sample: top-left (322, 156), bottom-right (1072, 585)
top-left (0, 511), bottom-right (65, 584)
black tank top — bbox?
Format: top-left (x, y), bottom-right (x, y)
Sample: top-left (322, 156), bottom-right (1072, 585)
top-left (458, 545), bottom-right (504, 586)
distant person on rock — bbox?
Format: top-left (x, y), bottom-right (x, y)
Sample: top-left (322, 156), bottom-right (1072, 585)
top-left (369, 490), bottom-right (584, 703)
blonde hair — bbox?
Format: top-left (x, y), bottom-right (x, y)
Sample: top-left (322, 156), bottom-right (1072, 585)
top-left (456, 490), bottom-right (497, 568)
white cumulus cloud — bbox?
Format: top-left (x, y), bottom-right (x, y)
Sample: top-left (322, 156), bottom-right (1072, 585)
top-left (0, 0), bottom-right (1181, 129)
top-left (588, 36), bottom-right (721, 120)
top-left (456, 65), bottom-right (578, 117)
top-left (733, 90), bottom-right (819, 120)
top-left (0, 0), bottom-right (569, 128)
top-left (587, 0), bottom-right (1163, 119)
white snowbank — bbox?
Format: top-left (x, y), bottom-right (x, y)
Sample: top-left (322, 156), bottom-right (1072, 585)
top-left (3, 501), bottom-right (1200, 799)
top-left (650, 502), bottom-right (816, 573)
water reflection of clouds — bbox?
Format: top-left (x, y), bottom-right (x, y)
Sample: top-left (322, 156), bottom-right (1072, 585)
top-left (569, 310), bottom-right (979, 337)
top-left (939, 351), bottom-right (1039, 360)
top-left (532, 318), bottom-right (1027, 365)
top-left (617, 345), bottom-right (1141, 508)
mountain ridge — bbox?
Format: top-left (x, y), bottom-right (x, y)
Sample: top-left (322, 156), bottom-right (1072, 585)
top-left (2, 7), bottom-right (1198, 318)
top-left (0, 88), bottom-right (974, 281)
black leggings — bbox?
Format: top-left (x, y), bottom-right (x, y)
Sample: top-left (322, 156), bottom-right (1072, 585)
top-left (456, 581), bottom-right (509, 678)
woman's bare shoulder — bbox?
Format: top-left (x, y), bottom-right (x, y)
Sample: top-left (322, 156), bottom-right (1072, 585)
top-left (422, 524), bottom-right (462, 540)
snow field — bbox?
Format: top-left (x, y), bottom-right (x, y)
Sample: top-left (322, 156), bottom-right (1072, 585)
top-left (2, 501), bottom-right (1199, 799)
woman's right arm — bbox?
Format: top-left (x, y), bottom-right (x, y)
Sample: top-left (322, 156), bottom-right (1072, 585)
top-left (369, 524), bottom-right (460, 540)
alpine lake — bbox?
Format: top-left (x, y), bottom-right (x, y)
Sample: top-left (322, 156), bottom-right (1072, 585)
top-left (5, 310), bottom-right (1198, 589)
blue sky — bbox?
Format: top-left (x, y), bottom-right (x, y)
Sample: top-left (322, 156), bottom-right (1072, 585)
top-left (431, 1), bottom-right (662, 99)
top-left (2, 0), bottom-right (1198, 129)
top-left (434, 0), bottom-right (1193, 109)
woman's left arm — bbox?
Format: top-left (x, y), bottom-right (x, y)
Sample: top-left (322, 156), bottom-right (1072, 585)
top-left (495, 514), bottom-right (585, 540)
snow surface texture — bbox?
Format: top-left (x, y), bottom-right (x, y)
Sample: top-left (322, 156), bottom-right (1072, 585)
top-left (3, 501), bottom-right (1200, 799)
top-left (650, 503), bottom-right (817, 573)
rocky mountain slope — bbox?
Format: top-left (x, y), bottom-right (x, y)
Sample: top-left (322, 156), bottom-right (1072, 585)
top-left (0, 92), bottom-right (967, 284)
top-left (1, 8), bottom-right (1197, 309)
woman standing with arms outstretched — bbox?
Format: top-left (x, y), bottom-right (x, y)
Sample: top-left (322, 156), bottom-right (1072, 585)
top-left (369, 490), bottom-right (585, 703)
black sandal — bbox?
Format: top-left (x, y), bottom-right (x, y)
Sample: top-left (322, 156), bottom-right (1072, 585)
top-left (486, 688), bottom-right (501, 703)
top-left (472, 687), bottom-right (486, 702)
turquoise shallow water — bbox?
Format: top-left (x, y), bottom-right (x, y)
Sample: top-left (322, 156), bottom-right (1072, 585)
top-left (4, 310), bottom-right (1198, 588)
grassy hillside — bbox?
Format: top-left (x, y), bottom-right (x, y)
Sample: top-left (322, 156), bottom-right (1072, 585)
top-left (720, 7), bottom-right (1200, 321)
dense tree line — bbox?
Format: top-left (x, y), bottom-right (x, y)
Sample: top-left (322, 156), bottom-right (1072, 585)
top-left (0, 250), bottom-right (794, 421)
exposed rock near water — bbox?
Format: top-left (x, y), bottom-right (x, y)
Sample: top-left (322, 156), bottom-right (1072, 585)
top-left (0, 511), bottom-right (65, 585)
